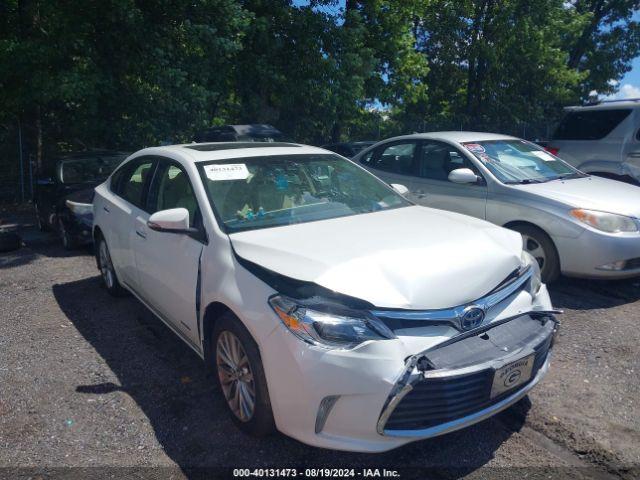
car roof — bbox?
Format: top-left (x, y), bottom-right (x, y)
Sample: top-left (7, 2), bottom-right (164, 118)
top-left (381, 131), bottom-right (518, 144)
top-left (131, 142), bottom-right (330, 163)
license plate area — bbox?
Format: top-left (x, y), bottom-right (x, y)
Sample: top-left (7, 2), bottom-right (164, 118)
top-left (490, 354), bottom-right (535, 399)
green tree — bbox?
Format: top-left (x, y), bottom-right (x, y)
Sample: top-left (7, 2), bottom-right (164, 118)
top-left (396, 0), bottom-right (587, 133)
top-left (0, 0), bottom-right (248, 165)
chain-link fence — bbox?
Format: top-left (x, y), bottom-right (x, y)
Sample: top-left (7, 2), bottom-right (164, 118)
top-left (0, 122), bottom-right (35, 204)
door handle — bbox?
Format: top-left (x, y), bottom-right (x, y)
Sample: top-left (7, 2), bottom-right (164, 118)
top-left (628, 151), bottom-right (640, 158)
top-left (103, 206), bottom-right (110, 213)
top-left (135, 216), bottom-right (147, 239)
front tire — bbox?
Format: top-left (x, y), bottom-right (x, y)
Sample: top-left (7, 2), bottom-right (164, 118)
top-left (510, 224), bottom-right (560, 283)
top-left (212, 313), bottom-right (275, 437)
top-left (96, 236), bottom-right (127, 296)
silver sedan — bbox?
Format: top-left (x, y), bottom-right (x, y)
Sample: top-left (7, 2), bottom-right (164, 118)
top-left (352, 132), bottom-right (640, 282)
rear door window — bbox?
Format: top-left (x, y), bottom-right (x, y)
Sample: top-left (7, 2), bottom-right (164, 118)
top-left (119, 160), bottom-right (155, 209)
top-left (552, 109), bottom-right (631, 140)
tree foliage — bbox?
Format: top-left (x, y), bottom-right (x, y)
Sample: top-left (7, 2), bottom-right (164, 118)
top-left (0, 0), bottom-right (638, 171)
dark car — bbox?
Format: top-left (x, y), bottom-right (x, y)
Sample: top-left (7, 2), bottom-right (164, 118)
top-left (194, 124), bottom-right (289, 143)
top-left (321, 141), bottom-right (376, 158)
top-left (35, 151), bottom-right (127, 249)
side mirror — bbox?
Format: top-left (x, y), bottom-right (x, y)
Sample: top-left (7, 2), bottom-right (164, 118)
top-left (448, 168), bottom-right (480, 184)
top-left (391, 183), bottom-right (409, 195)
top-left (147, 208), bottom-right (195, 234)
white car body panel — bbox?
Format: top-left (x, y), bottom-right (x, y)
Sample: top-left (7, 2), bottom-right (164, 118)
top-left (230, 205), bottom-right (522, 310)
top-left (92, 142), bottom-right (556, 452)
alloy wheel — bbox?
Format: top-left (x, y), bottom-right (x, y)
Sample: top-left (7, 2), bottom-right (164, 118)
top-left (216, 330), bottom-right (256, 422)
top-left (522, 234), bottom-right (546, 270)
top-left (98, 241), bottom-right (115, 289)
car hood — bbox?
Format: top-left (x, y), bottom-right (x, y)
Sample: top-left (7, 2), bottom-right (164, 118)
top-left (230, 206), bottom-right (523, 310)
top-left (515, 176), bottom-right (640, 217)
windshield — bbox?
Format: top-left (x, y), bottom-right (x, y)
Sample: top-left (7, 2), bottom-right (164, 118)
top-left (198, 154), bottom-right (410, 233)
top-left (60, 156), bottom-right (124, 184)
top-left (462, 140), bottom-right (582, 184)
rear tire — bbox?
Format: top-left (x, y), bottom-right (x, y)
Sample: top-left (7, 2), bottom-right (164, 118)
top-left (96, 236), bottom-right (127, 296)
top-left (212, 313), bottom-right (275, 437)
top-left (509, 224), bottom-right (560, 283)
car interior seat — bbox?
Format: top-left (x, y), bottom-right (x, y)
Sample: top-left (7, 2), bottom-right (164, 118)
top-left (160, 169), bottom-right (198, 225)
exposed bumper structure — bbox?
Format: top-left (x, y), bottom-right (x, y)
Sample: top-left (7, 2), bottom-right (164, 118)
top-left (382, 356), bottom-right (550, 439)
top-left (377, 312), bottom-right (557, 437)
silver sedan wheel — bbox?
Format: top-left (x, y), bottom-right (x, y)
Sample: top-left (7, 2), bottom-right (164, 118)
top-left (98, 241), bottom-right (115, 289)
top-left (522, 234), bottom-right (546, 270)
top-left (216, 331), bottom-right (256, 422)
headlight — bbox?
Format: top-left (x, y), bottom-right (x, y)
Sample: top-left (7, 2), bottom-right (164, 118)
top-left (268, 295), bottom-right (395, 349)
top-left (570, 209), bottom-right (638, 233)
top-left (521, 250), bottom-right (542, 295)
top-left (65, 200), bottom-right (93, 216)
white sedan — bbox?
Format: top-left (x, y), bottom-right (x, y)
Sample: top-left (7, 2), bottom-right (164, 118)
top-left (92, 142), bottom-right (558, 452)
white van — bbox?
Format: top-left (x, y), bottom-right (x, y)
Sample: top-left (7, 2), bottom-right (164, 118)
top-left (546, 99), bottom-right (640, 183)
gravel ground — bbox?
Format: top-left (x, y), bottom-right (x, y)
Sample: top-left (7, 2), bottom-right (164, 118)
top-left (1, 208), bottom-right (639, 479)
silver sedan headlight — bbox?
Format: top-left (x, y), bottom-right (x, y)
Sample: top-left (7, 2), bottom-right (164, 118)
top-left (521, 250), bottom-right (542, 295)
top-left (269, 295), bottom-right (396, 349)
top-left (570, 209), bottom-right (638, 233)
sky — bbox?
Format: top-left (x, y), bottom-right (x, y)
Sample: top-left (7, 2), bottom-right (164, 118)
top-left (612, 57), bottom-right (640, 99)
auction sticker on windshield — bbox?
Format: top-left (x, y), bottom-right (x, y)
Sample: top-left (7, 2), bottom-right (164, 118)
top-left (204, 164), bottom-right (249, 181)
top-left (464, 143), bottom-right (485, 153)
top-left (490, 354), bottom-right (535, 398)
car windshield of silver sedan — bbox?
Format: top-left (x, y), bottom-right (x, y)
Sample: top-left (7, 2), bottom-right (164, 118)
top-left (462, 140), bottom-right (585, 184)
top-left (198, 154), bottom-right (410, 233)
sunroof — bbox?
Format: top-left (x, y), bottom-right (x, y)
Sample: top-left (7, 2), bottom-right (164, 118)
top-left (185, 142), bottom-right (301, 152)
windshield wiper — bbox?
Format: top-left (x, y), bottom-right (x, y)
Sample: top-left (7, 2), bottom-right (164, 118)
top-left (548, 172), bottom-right (586, 181)
top-left (506, 178), bottom-right (548, 185)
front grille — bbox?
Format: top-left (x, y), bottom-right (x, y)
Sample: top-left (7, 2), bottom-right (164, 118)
top-left (384, 333), bottom-right (552, 431)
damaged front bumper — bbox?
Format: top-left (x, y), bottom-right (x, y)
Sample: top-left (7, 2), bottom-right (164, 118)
top-left (376, 311), bottom-right (559, 438)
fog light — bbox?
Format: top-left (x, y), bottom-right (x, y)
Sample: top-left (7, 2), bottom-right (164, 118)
top-left (315, 395), bottom-right (340, 434)
top-left (596, 260), bottom-right (626, 271)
